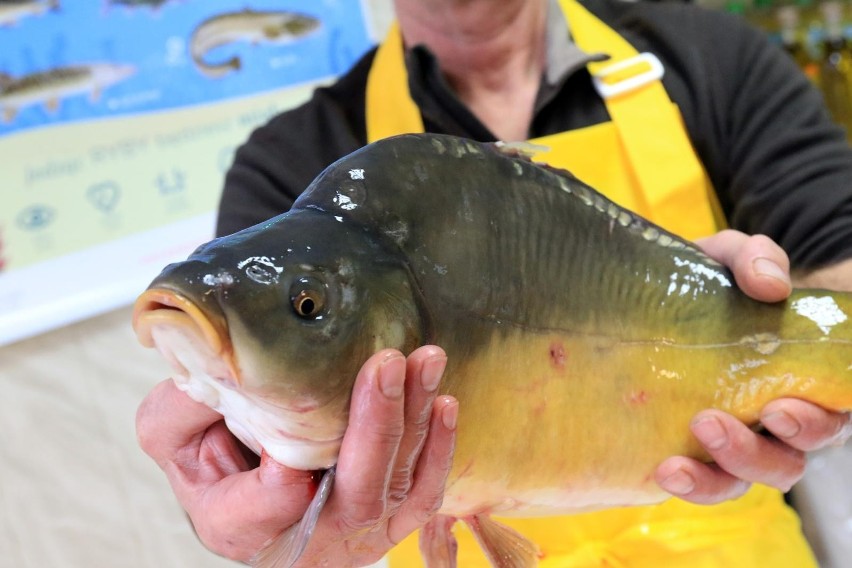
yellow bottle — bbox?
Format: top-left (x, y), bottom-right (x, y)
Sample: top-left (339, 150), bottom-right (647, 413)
top-left (819, 1), bottom-right (852, 138)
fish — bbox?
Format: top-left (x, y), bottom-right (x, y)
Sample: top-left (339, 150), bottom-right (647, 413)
top-left (189, 9), bottom-right (321, 78)
top-left (132, 133), bottom-right (852, 567)
top-left (0, 0), bottom-right (59, 27)
top-left (0, 62), bottom-right (136, 123)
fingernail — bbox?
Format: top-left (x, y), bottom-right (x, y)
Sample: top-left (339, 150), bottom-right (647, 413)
top-left (421, 356), bottom-right (447, 393)
top-left (378, 354), bottom-right (405, 399)
top-left (762, 411), bottom-right (801, 439)
top-left (442, 399), bottom-right (458, 430)
top-left (660, 469), bottom-right (696, 496)
top-left (691, 416), bottom-right (728, 450)
top-left (753, 258), bottom-right (791, 286)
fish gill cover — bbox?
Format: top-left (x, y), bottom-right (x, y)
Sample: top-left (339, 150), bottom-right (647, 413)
top-left (0, 0), bottom-right (373, 135)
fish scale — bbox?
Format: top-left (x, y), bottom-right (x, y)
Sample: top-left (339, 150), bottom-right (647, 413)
top-left (133, 133), bottom-right (852, 568)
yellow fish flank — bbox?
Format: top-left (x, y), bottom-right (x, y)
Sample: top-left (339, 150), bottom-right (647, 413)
top-left (133, 133), bottom-right (852, 567)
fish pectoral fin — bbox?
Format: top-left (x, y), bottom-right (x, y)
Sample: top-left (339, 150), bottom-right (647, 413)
top-left (45, 97), bottom-right (60, 113)
top-left (419, 515), bottom-right (459, 568)
top-left (462, 514), bottom-right (540, 568)
top-left (2, 107), bottom-right (16, 123)
top-left (250, 466), bottom-right (336, 568)
top-left (262, 25), bottom-right (283, 40)
top-left (90, 88), bottom-right (102, 103)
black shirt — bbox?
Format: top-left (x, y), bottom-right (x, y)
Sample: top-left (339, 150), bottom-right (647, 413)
top-left (217, 0), bottom-right (852, 270)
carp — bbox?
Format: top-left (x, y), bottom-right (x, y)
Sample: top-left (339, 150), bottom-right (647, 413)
top-left (133, 133), bottom-right (852, 567)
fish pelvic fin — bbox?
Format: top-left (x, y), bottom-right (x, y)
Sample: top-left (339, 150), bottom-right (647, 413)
top-left (419, 515), bottom-right (459, 568)
top-left (250, 466), bottom-right (335, 568)
top-left (462, 514), bottom-right (540, 568)
top-left (263, 24), bottom-right (283, 40)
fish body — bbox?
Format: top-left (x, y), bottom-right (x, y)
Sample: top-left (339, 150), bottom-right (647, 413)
top-left (189, 9), bottom-right (320, 78)
top-left (134, 133), bottom-right (852, 565)
top-left (0, 0), bottom-right (58, 26)
top-left (0, 62), bottom-right (136, 122)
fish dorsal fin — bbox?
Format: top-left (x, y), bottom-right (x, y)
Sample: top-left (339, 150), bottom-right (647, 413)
top-left (491, 140), bottom-right (580, 184)
top-left (462, 514), bottom-right (540, 568)
top-left (494, 140), bottom-right (550, 159)
top-left (0, 72), bottom-right (12, 90)
top-left (250, 466), bottom-right (336, 568)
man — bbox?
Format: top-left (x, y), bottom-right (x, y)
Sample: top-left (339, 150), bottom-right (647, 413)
top-left (137, 0), bottom-right (852, 565)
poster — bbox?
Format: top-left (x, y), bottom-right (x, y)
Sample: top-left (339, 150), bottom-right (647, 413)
top-left (0, 0), bottom-right (377, 345)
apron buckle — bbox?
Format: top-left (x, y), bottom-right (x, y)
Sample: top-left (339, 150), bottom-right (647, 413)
top-left (592, 52), bottom-right (664, 99)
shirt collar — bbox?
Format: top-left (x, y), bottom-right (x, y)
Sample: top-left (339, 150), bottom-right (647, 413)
top-left (541, 0), bottom-right (609, 102)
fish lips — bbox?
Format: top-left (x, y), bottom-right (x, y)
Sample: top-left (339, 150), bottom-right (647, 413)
top-left (132, 287), bottom-right (238, 383)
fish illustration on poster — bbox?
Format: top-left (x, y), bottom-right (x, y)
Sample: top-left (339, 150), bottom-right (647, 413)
top-left (0, 0), bottom-right (376, 346)
top-left (0, 0), bottom-right (372, 134)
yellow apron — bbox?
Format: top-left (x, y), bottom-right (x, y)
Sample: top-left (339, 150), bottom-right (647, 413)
top-left (367, 0), bottom-right (817, 565)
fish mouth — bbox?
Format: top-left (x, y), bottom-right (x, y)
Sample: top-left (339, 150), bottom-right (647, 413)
top-left (132, 288), bottom-right (238, 382)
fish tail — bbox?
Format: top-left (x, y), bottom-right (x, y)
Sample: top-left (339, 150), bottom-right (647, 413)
top-left (250, 467), bottom-right (335, 568)
top-left (752, 289), bottom-right (852, 413)
top-left (462, 514), bottom-right (540, 568)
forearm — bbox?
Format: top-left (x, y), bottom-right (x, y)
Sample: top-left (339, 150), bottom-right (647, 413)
top-left (793, 258), bottom-right (852, 291)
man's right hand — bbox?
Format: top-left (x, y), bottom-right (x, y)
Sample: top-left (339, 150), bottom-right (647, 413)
top-left (136, 346), bottom-right (457, 567)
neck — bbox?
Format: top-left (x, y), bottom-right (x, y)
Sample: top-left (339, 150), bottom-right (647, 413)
top-left (393, 0), bottom-right (549, 141)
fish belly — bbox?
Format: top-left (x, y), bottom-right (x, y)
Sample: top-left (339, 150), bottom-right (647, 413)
top-left (438, 321), bottom-right (852, 518)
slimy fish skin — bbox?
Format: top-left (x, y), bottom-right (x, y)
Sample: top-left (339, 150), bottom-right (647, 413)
top-left (133, 133), bottom-right (852, 567)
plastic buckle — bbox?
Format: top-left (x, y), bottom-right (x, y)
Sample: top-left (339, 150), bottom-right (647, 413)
top-left (591, 52), bottom-right (664, 99)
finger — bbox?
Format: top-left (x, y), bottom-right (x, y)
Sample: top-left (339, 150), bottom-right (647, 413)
top-left (389, 395), bottom-right (458, 544)
top-left (328, 349), bottom-right (408, 531)
top-left (388, 346), bottom-right (447, 505)
top-left (761, 398), bottom-right (852, 451)
top-left (695, 230), bottom-right (792, 302)
top-left (188, 452), bottom-right (315, 561)
top-left (136, 379), bottom-right (224, 466)
top-left (192, 420), bottom-right (255, 480)
top-left (655, 456), bottom-right (751, 505)
top-left (689, 410), bottom-right (806, 491)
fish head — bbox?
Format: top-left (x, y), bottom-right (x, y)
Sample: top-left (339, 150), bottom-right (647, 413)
top-left (133, 208), bottom-right (424, 469)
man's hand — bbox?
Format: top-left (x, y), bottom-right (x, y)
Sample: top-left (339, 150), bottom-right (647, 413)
top-left (137, 346), bottom-right (457, 566)
top-left (655, 230), bottom-right (852, 504)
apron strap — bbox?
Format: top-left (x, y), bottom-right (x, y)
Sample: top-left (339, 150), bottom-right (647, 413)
top-left (366, 21), bottom-right (424, 141)
top-left (557, 0), bottom-right (719, 234)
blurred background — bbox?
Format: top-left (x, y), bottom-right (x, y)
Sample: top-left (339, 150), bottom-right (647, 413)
top-left (0, 0), bottom-right (850, 566)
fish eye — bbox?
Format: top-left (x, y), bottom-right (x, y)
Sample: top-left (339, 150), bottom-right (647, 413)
top-left (290, 277), bottom-right (326, 320)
